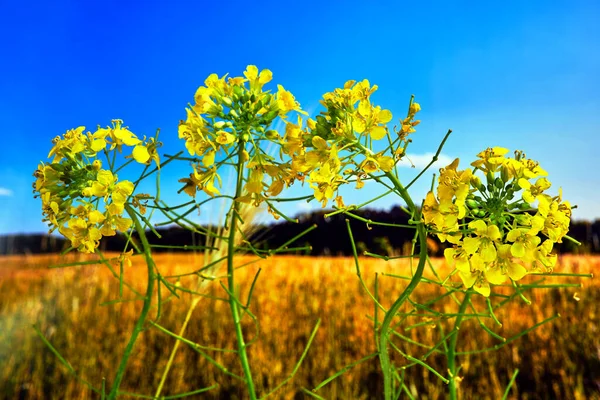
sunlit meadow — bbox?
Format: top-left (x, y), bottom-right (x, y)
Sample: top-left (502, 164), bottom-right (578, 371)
top-left (1, 253), bottom-right (597, 399)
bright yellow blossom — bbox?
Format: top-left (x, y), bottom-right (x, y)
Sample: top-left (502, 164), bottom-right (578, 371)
top-left (518, 177), bottom-right (551, 204)
top-left (471, 147), bottom-right (509, 173)
top-left (462, 220), bottom-right (501, 262)
top-left (506, 227), bottom-right (541, 260)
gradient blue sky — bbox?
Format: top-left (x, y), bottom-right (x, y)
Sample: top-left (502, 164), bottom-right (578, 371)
top-left (1, 0), bottom-right (598, 234)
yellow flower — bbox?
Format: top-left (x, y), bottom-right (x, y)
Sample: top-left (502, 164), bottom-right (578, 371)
top-left (282, 118), bottom-right (306, 156)
top-left (359, 153), bottom-right (395, 174)
top-left (540, 199), bottom-right (571, 243)
top-left (530, 239), bottom-right (557, 272)
top-left (462, 220), bottom-right (501, 262)
top-left (87, 170), bottom-right (117, 199)
top-left (437, 158), bottom-right (472, 218)
top-left (128, 135), bottom-right (161, 167)
top-left (40, 192), bottom-right (62, 227)
top-left (504, 157), bottom-right (548, 180)
top-left (276, 84), bottom-right (304, 116)
top-left (47, 126), bottom-right (87, 162)
top-left (409, 102), bottom-right (421, 115)
top-left (484, 244), bottom-right (528, 285)
top-left (244, 65), bottom-right (272, 91)
top-left (193, 85), bottom-right (218, 114)
top-left (111, 249), bottom-right (134, 269)
top-left (506, 227), bottom-right (541, 260)
top-left (456, 253), bottom-right (491, 297)
top-left (308, 152), bottom-right (343, 208)
top-left (215, 130), bottom-right (236, 145)
top-left (353, 100), bottom-right (393, 140)
top-left (518, 177), bottom-right (551, 204)
top-left (34, 163), bottom-right (61, 192)
top-left (444, 244), bottom-right (470, 272)
top-left (64, 215), bottom-right (103, 253)
top-left (111, 180), bottom-right (135, 209)
top-left (179, 165), bottom-right (221, 198)
top-left (101, 213), bottom-right (133, 236)
top-left (422, 192), bottom-right (459, 231)
top-left (471, 147), bottom-right (509, 173)
top-left (132, 145), bottom-right (150, 164)
top-left (178, 109), bottom-right (215, 157)
top-left (112, 120), bottom-right (141, 147)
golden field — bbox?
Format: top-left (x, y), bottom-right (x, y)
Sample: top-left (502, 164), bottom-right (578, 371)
top-left (0, 253), bottom-right (598, 400)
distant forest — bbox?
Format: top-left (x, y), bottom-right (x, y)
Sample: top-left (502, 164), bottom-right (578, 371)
top-left (1, 206), bottom-right (599, 256)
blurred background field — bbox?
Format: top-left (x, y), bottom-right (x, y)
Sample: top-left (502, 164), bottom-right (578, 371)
top-left (0, 253), bottom-right (598, 400)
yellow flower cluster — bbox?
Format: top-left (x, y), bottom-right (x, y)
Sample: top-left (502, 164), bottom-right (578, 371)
top-left (284, 80), bottom-right (420, 207)
top-left (178, 65), bottom-right (304, 207)
top-left (48, 120), bottom-right (160, 167)
top-left (179, 69), bottom-right (421, 211)
top-left (34, 120), bottom-right (157, 253)
top-left (423, 147), bottom-right (571, 296)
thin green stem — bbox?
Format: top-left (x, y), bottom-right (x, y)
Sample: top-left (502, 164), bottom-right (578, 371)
top-left (377, 170), bottom-right (428, 400)
top-left (228, 139), bottom-right (258, 399)
top-left (447, 291), bottom-right (472, 400)
top-left (107, 204), bottom-right (156, 400)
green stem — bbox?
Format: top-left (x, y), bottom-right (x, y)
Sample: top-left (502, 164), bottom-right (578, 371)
top-left (107, 204), bottom-right (155, 400)
top-left (228, 139), bottom-right (258, 399)
top-left (378, 170), bottom-right (428, 400)
top-left (447, 291), bottom-right (472, 400)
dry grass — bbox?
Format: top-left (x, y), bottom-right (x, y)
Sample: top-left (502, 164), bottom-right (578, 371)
top-left (0, 253), bottom-right (599, 399)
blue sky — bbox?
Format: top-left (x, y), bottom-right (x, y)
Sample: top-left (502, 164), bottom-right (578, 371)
top-left (0, 0), bottom-right (598, 234)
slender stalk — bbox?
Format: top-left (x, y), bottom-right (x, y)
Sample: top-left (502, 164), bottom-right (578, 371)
top-left (154, 296), bottom-right (201, 397)
top-left (107, 204), bottom-right (156, 399)
top-left (378, 171), bottom-right (429, 400)
top-left (447, 291), bottom-right (472, 400)
top-left (228, 139), bottom-right (258, 399)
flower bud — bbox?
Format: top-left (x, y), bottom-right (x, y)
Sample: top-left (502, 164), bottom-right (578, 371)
top-left (260, 94), bottom-right (272, 108)
top-left (514, 214), bottom-right (532, 226)
top-left (466, 199), bottom-right (479, 209)
top-left (519, 202), bottom-right (531, 210)
top-left (501, 165), bottom-right (510, 183)
top-left (229, 109), bottom-right (239, 118)
top-left (486, 170), bottom-right (494, 185)
top-left (222, 97), bottom-right (233, 107)
top-left (265, 130), bottom-right (279, 140)
top-left (233, 85), bottom-right (243, 99)
top-left (241, 149), bottom-right (250, 162)
top-left (213, 121), bottom-right (226, 129)
top-left (494, 177), bottom-right (504, 190)
top-left (470, 175), bottom-right (482, 189)
top-left (263, 110), bottom-right (278, 121)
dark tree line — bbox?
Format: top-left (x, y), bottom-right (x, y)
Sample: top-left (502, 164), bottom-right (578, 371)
top-left (1, 206), bottom-right (599, 256)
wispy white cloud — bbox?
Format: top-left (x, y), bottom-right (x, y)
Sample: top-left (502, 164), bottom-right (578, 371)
top-left (396, 153), bottom-right (454, 170)
top-left (297, 201), bottom-right (315, 212)
top-left (0, 187), bottom-right (13, 197)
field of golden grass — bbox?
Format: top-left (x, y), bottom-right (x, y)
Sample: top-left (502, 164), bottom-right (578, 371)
top-left (0, 253), bottom-right (598, 399)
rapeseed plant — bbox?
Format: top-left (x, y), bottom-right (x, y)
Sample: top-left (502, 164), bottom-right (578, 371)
top-left (33, 65), bottom-right (581, 400)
